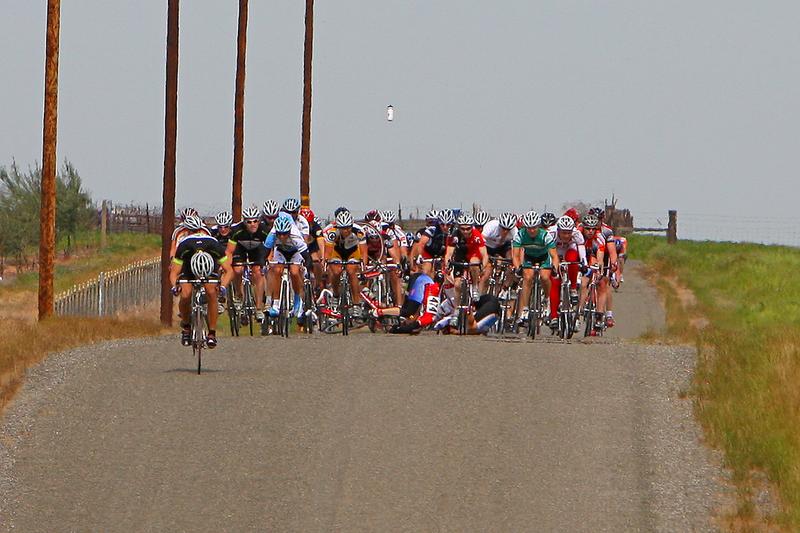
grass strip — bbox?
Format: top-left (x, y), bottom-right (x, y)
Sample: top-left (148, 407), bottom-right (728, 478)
top-left (0, 316), bottom-right (163, 412)
top-left (630, 234), bottom-right (800, 529)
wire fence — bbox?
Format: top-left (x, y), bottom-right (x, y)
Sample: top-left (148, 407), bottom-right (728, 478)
top-left (54, 258), bottom-right (161, 317)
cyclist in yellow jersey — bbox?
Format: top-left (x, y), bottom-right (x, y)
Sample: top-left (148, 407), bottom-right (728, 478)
top-left (324, 210), bottom-right (369, 305)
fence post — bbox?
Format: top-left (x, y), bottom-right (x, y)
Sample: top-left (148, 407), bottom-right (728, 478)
top-left (98, 271), bottom-right (105, 316)
top-left (667, 210), bottom-right (678, 244)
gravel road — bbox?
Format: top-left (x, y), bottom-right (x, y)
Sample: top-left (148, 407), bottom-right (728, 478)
top-left (0, 263), bottom-right (728, 532)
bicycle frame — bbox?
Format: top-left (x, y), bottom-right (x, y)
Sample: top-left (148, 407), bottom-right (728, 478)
top-left (177, 278), bottom-right (220, 374)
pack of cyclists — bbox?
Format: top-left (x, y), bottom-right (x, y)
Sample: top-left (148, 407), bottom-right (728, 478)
top-left (170, 199), bottom-right (626, 348)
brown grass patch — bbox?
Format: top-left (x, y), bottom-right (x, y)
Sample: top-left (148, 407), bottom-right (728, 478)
top-left (0, 315), bottom-right (164, 413)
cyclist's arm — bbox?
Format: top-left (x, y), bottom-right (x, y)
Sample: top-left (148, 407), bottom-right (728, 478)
top-left (218, 257), bottom-right (233, 286)
top-left (443, 245), bottom-right (454, 269)
top-left (511, 246), bottom-right (523, 269)
top-left (549, 247), bottom-right (560, 274)
top-left (358, 243), bottom-right (369, 269)
top-left (168, 260), bottom-right (181, 287)
top-left (606, 240), bottom-right (618, 268)
top-left (479, 245), bottom-right (489, 269)
top-left (225, 240), bottom-right (236, 258)
top-left (577, 244), bottom-right (587, 266)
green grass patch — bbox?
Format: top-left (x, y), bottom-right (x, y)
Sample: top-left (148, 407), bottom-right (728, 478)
top-left (630, 234), bottom-right (800, 528)
top-left (2, 231), bottom-right (160, 294)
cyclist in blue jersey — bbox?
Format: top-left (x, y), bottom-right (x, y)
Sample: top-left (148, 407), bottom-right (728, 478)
top-left (265, 215), bottom-right (309, 319)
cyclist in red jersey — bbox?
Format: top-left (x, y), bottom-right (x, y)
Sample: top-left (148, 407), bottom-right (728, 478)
top-left (577, 214), bottom-right (611, 330)
top-left (444, 213), bottom-right (489, 305)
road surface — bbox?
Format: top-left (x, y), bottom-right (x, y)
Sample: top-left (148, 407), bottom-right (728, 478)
top-left (0, 263), bottom-right (727, 532)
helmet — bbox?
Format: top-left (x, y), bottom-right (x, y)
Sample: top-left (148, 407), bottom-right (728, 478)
top-left (564, 208), bottom-right (580, 222)
top-left (282, 198), bottom-right (301, 212)
top-left (242, 205), bottom-right (260, 220)
top-left (180, 207), bottom-right (198, 221)
top-left (588, 207), bottom-right (605, 219)
top-left (262, 199), bottom-right (280, 217)
top-left (439, 208), bottom-right (455, 225)
top-left (335, 210), bottom-right (354, 228)
top-left (334, 206), bottom-right (348, 217)
top-left (215, 211), bottom-right (233, 226)
top-left (456, 212), bottom-right (474, 226)
top-left (522, 210), bottom-right (541, 228)
top-left (405, 231), bottom-right (414, 243)
top-left (474, 211), bottom-right (490, 227)
top-left (582, 214), bottom-right (600, 229)
top-left (382, 210), bottom-right (397, 224)
top-left (365, 209), bottom-right (381, 222)
top-left (556, 215), bottom-right (575, 231)
top-left (274, 216), bottom-right (293, 234)
top-left (183, 215), bottom-right (204, 231)
top-left (299, 207), bottom-right (314, 223)
top-left (499, 212), bottom-right (517, 230)
top-left (540, 212), bottom-right (557, 227)
top-left (190, 250), bottom-right (215, 279)
top-left (425, 209), bottom-right (438, 222)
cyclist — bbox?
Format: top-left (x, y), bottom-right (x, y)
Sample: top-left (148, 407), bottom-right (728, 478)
top-left (547, 215), bottom-right (587, 328)
top-left (413, 209), bottom-right (454, 276)
top-left (512, 210), bottom-right (560, 325)
top-left (265, 216), bottom-right (309, 320)
top-left (613, 234), bottom-right (628, 283)
top-left (226, 205), bottom-right (269, 322)
top-left (473, 211), bottom-right (490, 233)
top-left (577, 213), bottom-right (611, 331)
top-left (380, 210), bottom-right (408, 305)
top-left (299, 207), bottom-right (325, 291)
top-left (261, 199), bottom-right (281, 233)
top-left (281, 198), bottom-right (310, 240)
top-left (169, 207), bottom-right (208, 259)
top-left (169, 216), bottom-right (233, 348)
top-left (444, 212), bottom-right (488, 304)
top-left (480, 211), bottom-right (518, 293)
top-left (588, 207), bottom-right (619, 326)
top-left (564, 207), bottom-right (581, 224)
top-left (210, 211), bottom-right (233, 246)
top-left (324, 209), bottom-right (369, 306)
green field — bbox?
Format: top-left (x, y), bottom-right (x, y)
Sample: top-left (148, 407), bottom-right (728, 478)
top-left (630, 234), bottom-right (800, 528)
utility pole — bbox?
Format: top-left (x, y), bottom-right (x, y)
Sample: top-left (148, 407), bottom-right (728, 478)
top-left (38, 0), bottom-right (61, 321)
top-left (232, 0), bottom-right (248, 220)
top-left (299, 0), bottom-right (314, 208)
top-left (160, 0), bottom-right (179, 327)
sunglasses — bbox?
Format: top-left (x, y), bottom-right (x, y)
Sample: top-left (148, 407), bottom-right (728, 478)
top-left (245, 219), bottom-right (259, 224)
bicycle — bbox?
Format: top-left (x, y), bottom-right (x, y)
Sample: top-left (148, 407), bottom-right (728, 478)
top-left (263, 260), bottom-right (293, 337)
top-left (362, 260), bottom-right (400, 307)
top-left (177, 278), bottom-right (220, 375)
top-left (487, 256), bottom-right (514, 334)
top-left (449, 261), bottom-right (479, 336)
top-left (226, 281), bottom-right (240, 337)
top-left (582, 266), bottom-right (606, 337)
top-left (323, 259), bottom-right (363, 336)
top-left (232, 260), bottom-right (258, 336)
top-left (301, 266), bottom-right (317, 334)
top-left (512, 263), bottom-right (546, 339)
top-left (555, 261), bottom-right (580, 340)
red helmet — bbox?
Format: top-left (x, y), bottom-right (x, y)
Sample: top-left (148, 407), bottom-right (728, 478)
top-left (299, 207), bottom-right (314, 223)
top-left (365, 209), bottom-right (381, 222)
top-left (564, 208), bottom-right (580, 223)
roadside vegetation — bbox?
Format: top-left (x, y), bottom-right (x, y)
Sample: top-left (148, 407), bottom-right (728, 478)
top-left (630, 234), bottom-right (800, 529)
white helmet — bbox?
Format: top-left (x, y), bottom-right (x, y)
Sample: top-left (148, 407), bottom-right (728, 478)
top-left (242, 205), bottom-right (260, 220)
top-left (282, 198), bottom-right (301, 212)
top-left (522, 210), bottom-right (541, 228)
top-left (215, 211), bottom-right (232, 226)
top-left (335, 210), bottom-right (354, 228)
top-left (499, 212), bottom-right (517, 230)
top-left (183, 215), bottom-right (204, 231)
top-left (425, 209), bottom-right (438, 222)
top-left (439, 208), bottom-right (455, 225)
top-left (190, 250), bottom-right (215, 279)
top-left (262, 199), bottom-right (280, 217)
top-left (382, 210), bottom-right (397, 224)
top-left (474, 211), bottom-right (490, 226)
top-left (557, 215), bottom-right (575, 231)
top-left (456, 212), bottom-right (474, 226)
top-left (180, 207), bottom-right (198, 221)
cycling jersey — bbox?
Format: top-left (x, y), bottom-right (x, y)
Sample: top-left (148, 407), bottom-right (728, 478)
top-left (383, 223), bottom-right (408, 248)
top-left (447, 227), bottom-right (485, 263)
top-left (614, 235), bottom-right (628, 257)
top-left (265, 224), bottom-right (308, 255)
top-left (324, 223), bottom-right (367, 261)
top-left (421, 225), bottom-right (449, 258)
top-left (512, 228), bottom-right (555, 258)
top-left (582, 228), bottom-right (607, 261)
top-left (210, 225), bottom-right (232, 246)
top-left (172, 234), bottom-right (228, 278)
top-left (229, 221), bottom-right (269, 265)
top-left (547, 226), bottom-right (587, 265)
top-left (481, 219), bottom-right (518, 250)
top-left (307, 219), bottom-right (324, 254)
top-left (365, 224), bottom-right (393, 261)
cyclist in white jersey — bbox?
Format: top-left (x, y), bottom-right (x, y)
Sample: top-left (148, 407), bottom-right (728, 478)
top-left (480, 212), bottom-right (518, 293)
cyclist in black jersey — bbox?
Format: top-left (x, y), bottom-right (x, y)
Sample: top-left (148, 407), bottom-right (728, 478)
top-left (210, 211), bottom-right (233, 245)
top-left (169, 227), bottom-right (233, 348)
top-left (413, 209), bottom-right (454, 277)
top-left (225, 206), bottom-right (269, 321)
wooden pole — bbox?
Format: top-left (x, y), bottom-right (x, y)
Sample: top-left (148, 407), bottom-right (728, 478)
top-left (38, 0), bottom-right (61, 321)
top-left (100, 200), bottom-right (108, 248)
top-left (299, 0), bottom-right (314, 208)
top-left (667, 210), bottom-right (678, 244)
top-left (232, 0), bottom-right (248, 220)
top-left (160, 0), bottom-right (179, 326)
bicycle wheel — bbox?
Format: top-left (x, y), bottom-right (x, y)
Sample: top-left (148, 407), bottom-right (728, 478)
top-left (340, 275), bottom-right (350, 336)
top-left (243, 282), bottom-right (255, 336)
top-left (583, 288), bottom-right (595, 337)
top-left (303, 282), bottom-right (315, 334)
top-left (457, 277), bottom-right (469, 335)
top-left (227, 284), bottom-right (240, 337)
top-left (280, 279), bottom-right (291, 338)
top-left (193, 303), bottom-right (204, 375)
top-left (527, 276), bottom-right (539, 339)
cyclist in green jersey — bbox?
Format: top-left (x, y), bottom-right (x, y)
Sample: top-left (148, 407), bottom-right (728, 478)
top-left (512, 210), bottom-right (560, 324)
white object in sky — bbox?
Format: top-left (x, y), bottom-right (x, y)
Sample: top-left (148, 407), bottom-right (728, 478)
top-left (387, 105), bottom-right (394, 122)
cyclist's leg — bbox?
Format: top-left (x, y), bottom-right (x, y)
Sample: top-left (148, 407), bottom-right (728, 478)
top-left (346, 263), bottom-right (362, 303)
top-left (519, 264), bottom-right (534, 313)
top-left (549, 269), bottom-right (561, 320)
top-left (328, 263), bottom-right (343, 296)
top-left (178, 282), bottom-right (192, 324)
top-left (252, 248), bottom-right (268, 311)
top-left (468, 259), bottom-right (482, 298)
top-left (204, 282), bottom-right (219, 331)
top-left (540, 268), bottom-right (553, 320)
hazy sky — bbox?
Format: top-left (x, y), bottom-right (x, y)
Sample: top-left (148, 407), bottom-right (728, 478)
top-left (2, 1), bottom-right (799, 219)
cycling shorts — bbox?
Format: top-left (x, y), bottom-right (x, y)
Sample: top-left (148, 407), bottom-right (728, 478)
top-left (328, 246), bottom-right (361, 262)
top-left (486, 242), bottom-right (511, 257)
top-left (522, 253), bottom-right (552, 269)
top-left (273, 248), bottom-right (304, 265)
top-left (233, 245), bottom-right (267, 267)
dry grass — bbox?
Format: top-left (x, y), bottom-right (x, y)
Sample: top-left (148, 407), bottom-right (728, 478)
top-left (631, 235), bottom-right (799, 531)
top-left (0, 315), bottom-right (163, 412)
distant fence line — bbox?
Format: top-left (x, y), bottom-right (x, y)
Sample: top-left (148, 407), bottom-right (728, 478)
top-left (55, 258), bottom-right (160, 317)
